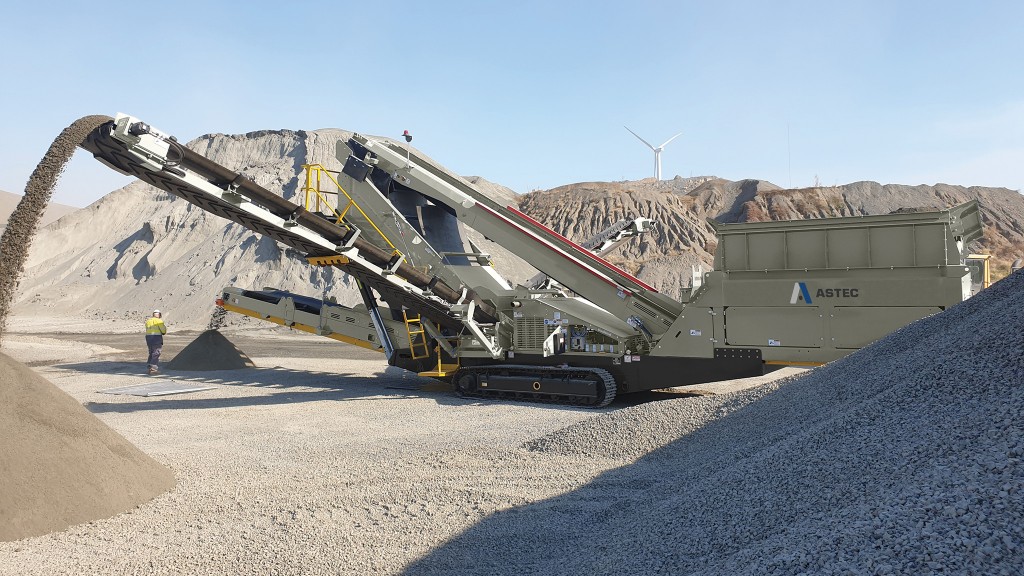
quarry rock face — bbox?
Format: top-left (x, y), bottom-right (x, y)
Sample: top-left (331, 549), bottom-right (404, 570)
top-left (11, 125), bottom-right (1024, 328)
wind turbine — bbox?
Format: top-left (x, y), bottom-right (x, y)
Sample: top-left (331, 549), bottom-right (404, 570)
top-left (625, 126), bottom-right (683, 180)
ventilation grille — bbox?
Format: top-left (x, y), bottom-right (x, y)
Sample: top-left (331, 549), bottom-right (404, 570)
top-left (514, 317), bottom-right (551, 350)
top-left (632, 301), bottom-right (657, 318)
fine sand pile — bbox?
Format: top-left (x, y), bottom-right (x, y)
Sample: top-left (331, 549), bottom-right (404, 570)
top-left (407, 270), bottom-right (1024, 574)
top-left (164, 330), bottom-right (255, 371)
top-left (0, 352), bottom-right (175, 542)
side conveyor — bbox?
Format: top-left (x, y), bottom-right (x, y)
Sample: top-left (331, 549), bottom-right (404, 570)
top-left (218, 287), bottom-right (402, 352)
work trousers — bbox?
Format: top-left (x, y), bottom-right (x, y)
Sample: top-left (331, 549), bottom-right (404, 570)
top-left (146, 334), bottom-right (163, 368)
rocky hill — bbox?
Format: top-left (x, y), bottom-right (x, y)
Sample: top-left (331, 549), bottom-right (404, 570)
top-left (519, 178), bottom-right (1024, 299)
top-left (10, 127), bottom-right (1023, 331)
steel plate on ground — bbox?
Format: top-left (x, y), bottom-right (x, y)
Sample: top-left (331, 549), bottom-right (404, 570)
top-left (99, 380), bottom-right (217, 397)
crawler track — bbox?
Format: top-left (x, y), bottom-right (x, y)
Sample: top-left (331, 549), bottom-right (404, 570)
top-left (454, 365), bottom-right (617, 408)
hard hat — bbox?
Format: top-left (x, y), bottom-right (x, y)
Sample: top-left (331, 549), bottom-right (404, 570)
top-left (153, 309), bottom-right (161, 314)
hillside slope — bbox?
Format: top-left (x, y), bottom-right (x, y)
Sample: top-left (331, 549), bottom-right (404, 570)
top-left (0, 190), bottom-right (78, 233)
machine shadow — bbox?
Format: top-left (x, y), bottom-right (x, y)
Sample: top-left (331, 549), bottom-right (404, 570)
top-left (58, 360), bottom-right (677, 415)
top-left (56, 360), bottom-right (474, 413)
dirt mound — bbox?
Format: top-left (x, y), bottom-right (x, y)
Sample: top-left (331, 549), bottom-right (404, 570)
top-left (165, 330), bottom-right (255, 371)
top-left (0, 352), bottom-right (175, 541)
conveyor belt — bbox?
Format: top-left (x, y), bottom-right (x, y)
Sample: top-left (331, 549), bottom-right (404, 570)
top-left (79, 119), bottom-right (481, 331)
top-left (237, 289), bottom-right (326, 315)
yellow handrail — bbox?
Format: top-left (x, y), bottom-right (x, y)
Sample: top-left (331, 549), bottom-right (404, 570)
top-left (300, 164), bottom-right (397, 252)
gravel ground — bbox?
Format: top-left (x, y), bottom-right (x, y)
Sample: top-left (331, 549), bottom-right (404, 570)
top-left (0, 272), bottom-right (1020, 574)
top-left (1, 330), bottom-right (779, 575)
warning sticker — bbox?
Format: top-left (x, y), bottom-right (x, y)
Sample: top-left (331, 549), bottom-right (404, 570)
top-left (768, 339), bottom-right (781, 346)
top-left (689, 329), bottom-right (702, 336)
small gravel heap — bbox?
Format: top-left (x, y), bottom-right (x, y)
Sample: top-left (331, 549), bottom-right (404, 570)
top-left (409, 269), bottom-right (1024, 575)
top-left (164, 330), bottom-right (254, 371)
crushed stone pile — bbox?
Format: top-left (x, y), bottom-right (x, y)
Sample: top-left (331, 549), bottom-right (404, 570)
top-left (0, 352), bottom-right (175, 542)
top-left (164, 330), bottom-right (255, 371)
top-left (409, 269), bottom-right (1024, 575)
top-left (523, 382), bottom-right (785, 461)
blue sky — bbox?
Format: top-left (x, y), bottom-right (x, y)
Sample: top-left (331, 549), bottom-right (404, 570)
top-left (1, 0), bottom-right (1021, 207)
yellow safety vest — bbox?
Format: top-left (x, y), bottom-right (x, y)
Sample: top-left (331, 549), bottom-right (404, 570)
top-left (145, 317), bottom-right (167, 335)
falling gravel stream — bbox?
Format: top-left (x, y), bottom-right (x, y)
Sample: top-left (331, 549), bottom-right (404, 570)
top-left (0, 115), bottom-right (112, 341)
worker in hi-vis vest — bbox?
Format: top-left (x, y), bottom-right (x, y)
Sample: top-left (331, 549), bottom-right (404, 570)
top-left (145, 310), bottom-right (168, 374)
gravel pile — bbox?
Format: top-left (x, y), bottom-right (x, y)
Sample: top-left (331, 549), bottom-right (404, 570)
top-left (164, 330), bottom-right (255, 371)
top-left (409, 269), bottom-right (1024, 575)
top-left (0, 352), bottom-right (174, 542)
top-left (0, 115), bottom-right (111, 341)
top-left (523, 381), bottom-right (785, 461)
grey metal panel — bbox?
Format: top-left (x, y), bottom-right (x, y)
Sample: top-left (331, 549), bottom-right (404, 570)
top-left (653, 307), bottom-right (715, 357)
top-left (709, 201), bottom-right (979, 273)
top-left (787, 230), bottom-right (827, 269)
top-left (747, 231), bottom-right (787, 270)
top-left (447, 265), bottom-right (510, 293)
top-left (535, 298), bottom-right (635, 337)
top-left (831, 306), bottom-right (939, 348)
top-left (828, 228), bottom-right (870, 269)
top-left (725, 306), bottom-right (822, 348)
top-left (948, 200), bottom-right (983, 242)
top-left (869, 225), bottom-right (913, 268)
top-left (914, 224), bottom-right (948, 266)
top-left (721, 235), bottom-right (748, 271)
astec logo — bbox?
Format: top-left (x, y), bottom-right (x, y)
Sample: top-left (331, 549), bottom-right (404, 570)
top-left (790, 282), bottom-right (860, 304)
top-left (790, 282), bottom-right (813, 304)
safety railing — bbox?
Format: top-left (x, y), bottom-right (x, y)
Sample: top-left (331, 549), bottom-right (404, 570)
top-left (301, 164), bottom-right (398, 253)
